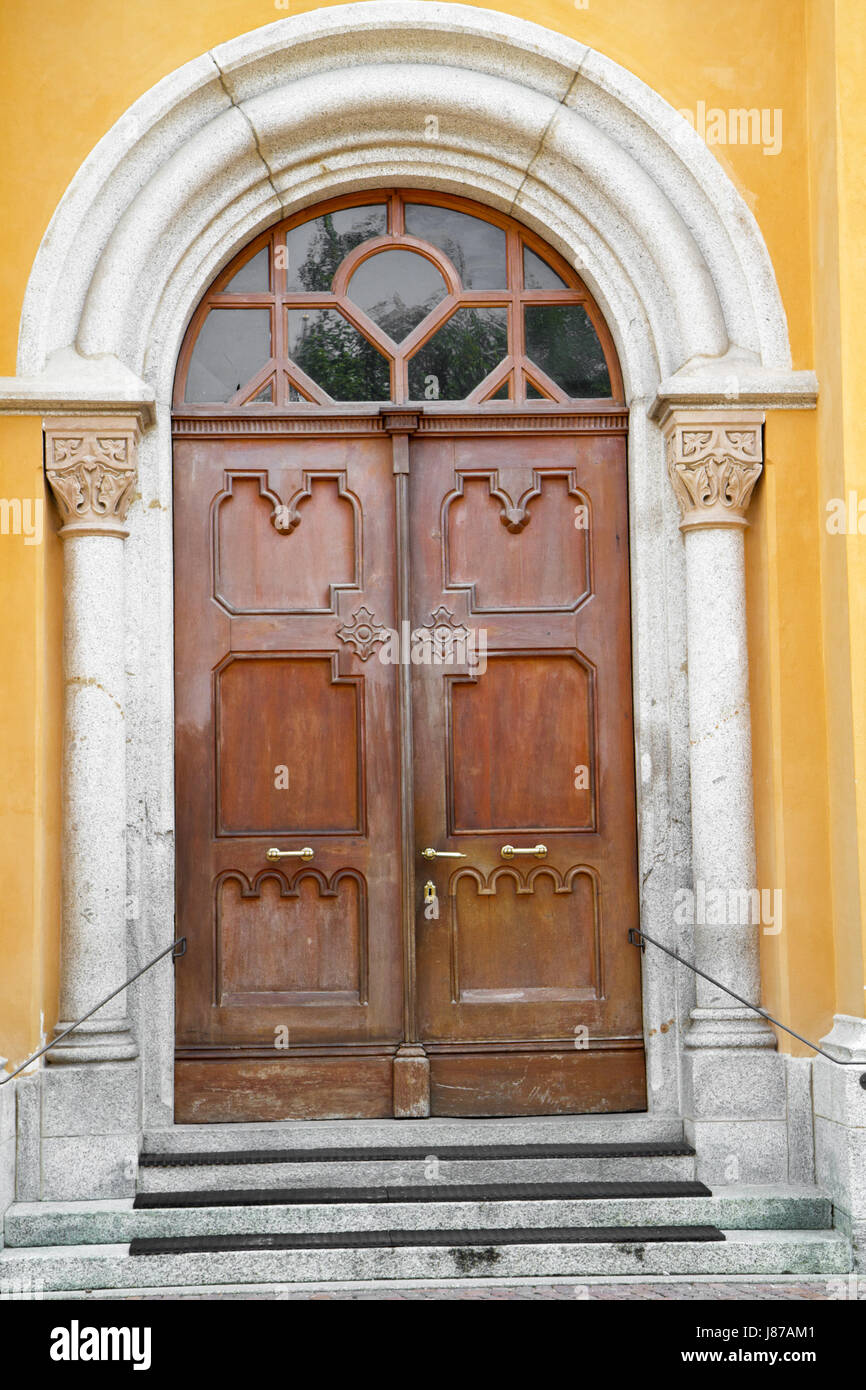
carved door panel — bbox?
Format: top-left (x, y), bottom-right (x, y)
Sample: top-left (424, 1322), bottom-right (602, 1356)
top-left (173, 431), bottom-right (403, 1121)
top-left (173, 416), bottom-right (643, 1122)
top-left (410, 428), bottom-right (646, 1115)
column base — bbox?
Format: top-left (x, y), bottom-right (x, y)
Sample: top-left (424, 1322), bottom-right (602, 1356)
top-left (13, 1061), bottom-right (142, 1202)
top-left (0, 1068), bottom-right (16, 1240)
top-left (46, 1016), bottom-right (138, 1065)
top-left (683, 1026), bottom-right (788, 1183)
top-left (814, 1014), bottom-right (866, 1269)
top-left (684, 1006), bottom-right (778, 1049)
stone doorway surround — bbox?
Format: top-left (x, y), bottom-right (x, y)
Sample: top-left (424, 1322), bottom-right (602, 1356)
top-left (0, 3), bottom-right (838, 1206)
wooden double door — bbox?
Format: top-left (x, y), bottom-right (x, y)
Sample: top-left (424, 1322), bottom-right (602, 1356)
top-left (173, 410), bottom-right (645, 1122)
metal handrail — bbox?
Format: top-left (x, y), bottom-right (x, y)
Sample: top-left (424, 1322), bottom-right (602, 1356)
top-left (629, 927), bottom-right (860, 1066)
top-left (4, 927), bottom-right (856, 1080)
top-left (0, 938), bottom-right (186, 1086)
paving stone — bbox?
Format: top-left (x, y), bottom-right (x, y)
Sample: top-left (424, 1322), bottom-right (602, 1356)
top-left (26, 1275), bottom-right (863, 1301)
top-left (80, 1281), bottom-right (835, 1299)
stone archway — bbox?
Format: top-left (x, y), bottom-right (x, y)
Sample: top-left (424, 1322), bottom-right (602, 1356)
top-left (9, 3), bottom-right (817, 1192)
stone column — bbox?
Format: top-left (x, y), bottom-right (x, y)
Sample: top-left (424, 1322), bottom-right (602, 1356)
top-left (664, 409), bottom-right (787, 1182)
top-left (44, 416), bottom-right (140, 1064)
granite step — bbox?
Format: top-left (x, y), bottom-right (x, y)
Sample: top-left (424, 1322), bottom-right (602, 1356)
top-left (135, 1178), bottom-right (712, 1207)
top-left (128, 1225), bottom-right (728, 1255)
top-left (136, 1140), bottom-right (698, 1191)
top-left (4, 1186), bottom-right (833, 1246)
top-left (0, 1230), bottom-right (851, 1291)
top-left (140, 1114), bottom-right (685, 1155)
top-left (139, 1140), bottom-right (696, 1167)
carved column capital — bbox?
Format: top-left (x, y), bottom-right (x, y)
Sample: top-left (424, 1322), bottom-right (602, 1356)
top-left (44, 415), bottom-right (141, 538)
top-left (662, 409), bottom-right (764, 530)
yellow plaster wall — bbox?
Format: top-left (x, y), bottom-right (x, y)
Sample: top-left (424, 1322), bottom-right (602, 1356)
top-left (750, 411), bottom-right (836, 1052)
top-left (0, 0), bottom-right (861, 1064)
top-left (0, 416), bottom-right (61, 1069)
top-left (805, 0), bottom-right (866, 1021)
top-left (829, 0), bottom-right (866, 1006)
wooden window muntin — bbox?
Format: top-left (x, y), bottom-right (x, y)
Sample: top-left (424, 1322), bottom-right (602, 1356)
top-left (174, 190), bottom-right (623, 409)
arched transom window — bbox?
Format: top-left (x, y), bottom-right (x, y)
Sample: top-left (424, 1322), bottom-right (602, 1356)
top-left (175, 191), bottom-right (623, 409)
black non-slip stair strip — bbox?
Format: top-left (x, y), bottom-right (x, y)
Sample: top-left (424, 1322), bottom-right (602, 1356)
top-left (134, 1179), bottom-right (711, 1209)
top-left (129, 1225), bottom-right (725, 1256)
top-left (138, 1140), bottom-right (696, 1168)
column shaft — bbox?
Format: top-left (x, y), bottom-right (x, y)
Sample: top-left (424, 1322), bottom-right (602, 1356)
top-left (664, 409), bottom-right (775, 1050)
top-left (684, 524), bottom-right (760, 1009)
top-left (663, 407), bottom-right (787, 1183)
top-left (44, 416), bottom-right (140, 1063)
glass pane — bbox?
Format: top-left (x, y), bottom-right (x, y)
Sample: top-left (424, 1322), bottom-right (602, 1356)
top-left (404, 203), bottom-right (507, 289)
top-left (525, 379), bottom-right (548, 400)
top-left (285, 204), bottom-right (388, 292)
top-left (223, 246), bottom-right (270, 293)
top-left (524, 305), bottom-right (611, 398)
top-left (285, 376), bottom-right (307, 403)
top-left (347, 249), bottom-right (447, 340)
top-left (286, 308), bottom-right (391, 401)
top-left (248, 380), bottom-right (273, 403)
top-left (185, 309), bottom-right (271, 403)
top-left (523, 246), bottom-right (567, 289)
top-left (488, 380), bottom-right (510, 400)
top-left (407, 307), bottom-right (508, 400)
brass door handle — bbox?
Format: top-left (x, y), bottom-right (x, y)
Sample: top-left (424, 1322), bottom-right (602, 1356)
top-left (420, 847), bottom-right (467, 860)
top-left (500, 844), bottom-right (547, 859)
top-left (266, 847), bottom-right (315, 861)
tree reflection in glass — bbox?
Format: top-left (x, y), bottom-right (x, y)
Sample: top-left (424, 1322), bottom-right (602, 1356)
top-left (408, 308), bottom-right (508, 400)
top-left (286, 308), bottom-right (391, 401)
top-left (347, 250), bottom-right (448, 340)
top-left (286, 206), bottom-right (388, 292)
top-left (404, 204), bottom-right (507, 289)
top-left (524, 305), bottom-right (611, 398)
top-left (178, 193), bottom-right (618, 407)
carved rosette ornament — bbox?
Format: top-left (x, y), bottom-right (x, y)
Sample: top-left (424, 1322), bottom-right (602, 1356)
top-left (336, 605), bottom-right (389, 661)
top-left (663, 410), bottom-right (764, 530)
top-left (44, 415), bottom-right (141, 538)
top-left (421, 605), bottom-right (473, 660)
